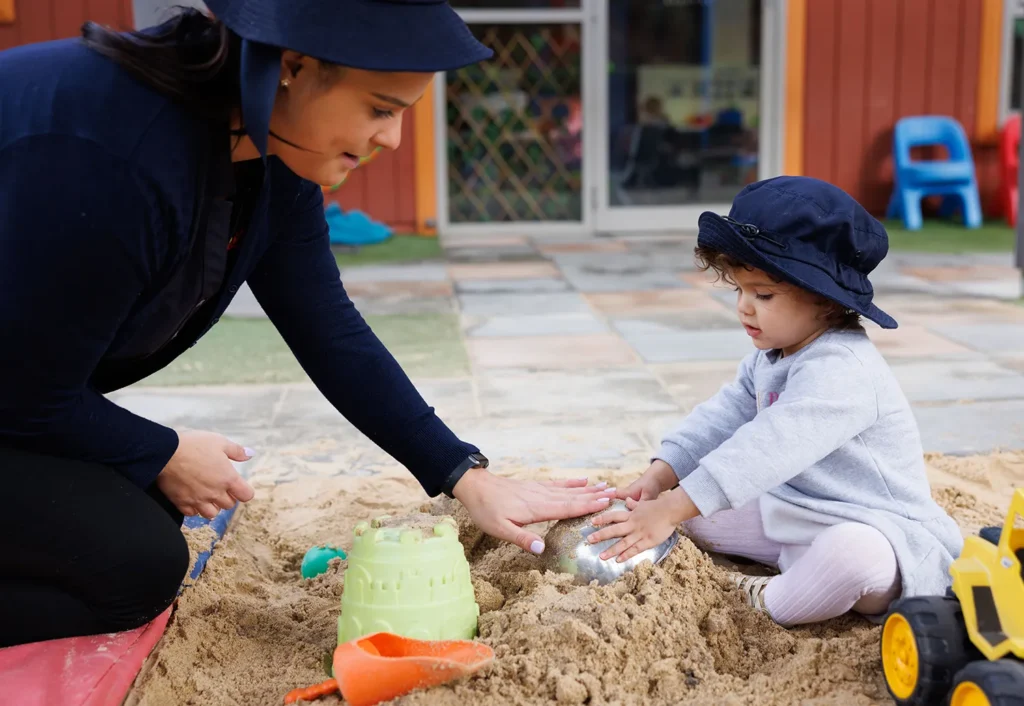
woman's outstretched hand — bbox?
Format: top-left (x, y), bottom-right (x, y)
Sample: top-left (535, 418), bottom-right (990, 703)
top-left (157, 430), bottom-right (256, 519)
top-left (452, 469), bottom-right (617, 554)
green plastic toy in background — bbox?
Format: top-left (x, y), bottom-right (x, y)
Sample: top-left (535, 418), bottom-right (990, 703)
top-left (301, 544), bottom-right (348, 580)
top-left (338, 515), bottom-right (479, 645)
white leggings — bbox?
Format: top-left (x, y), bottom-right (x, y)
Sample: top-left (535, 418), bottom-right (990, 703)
top-left (683, 501), bottom-right (902, 627)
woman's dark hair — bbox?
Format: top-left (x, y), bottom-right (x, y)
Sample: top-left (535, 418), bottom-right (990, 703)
top-left (694, 244), bottom-right (863, 331)
top-left (82, 8), bottom-right (242, 123)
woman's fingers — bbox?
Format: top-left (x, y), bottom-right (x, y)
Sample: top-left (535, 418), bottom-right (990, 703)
top-left (196, 502), bottom-right (220, 520)
top-left (227, 476), bottom-right (255, 503)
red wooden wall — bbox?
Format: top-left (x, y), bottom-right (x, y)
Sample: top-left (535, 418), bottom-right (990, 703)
top-left (324, 110), bottom-right (419, 233)
top-left (0, 0), bottom-right (134, 50)
top-left (803, 0), bottom-right (999, 217)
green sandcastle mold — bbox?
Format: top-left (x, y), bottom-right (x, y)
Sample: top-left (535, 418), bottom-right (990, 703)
top-left (338, 514), bottom-right (479, 645)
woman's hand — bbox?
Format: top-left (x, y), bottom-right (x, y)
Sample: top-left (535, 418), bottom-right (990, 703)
top-left (617, 460), bottom-right (678, 502)
top-left (452, 469), bottom-right (617, 555)
top-left (156, 430), bottom-right (256, 519)
top-left (588, 488), bottom-right (699, 563)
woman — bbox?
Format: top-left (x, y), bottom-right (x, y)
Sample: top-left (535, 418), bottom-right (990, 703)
top-left (0, 0), bottom-right (615, 647)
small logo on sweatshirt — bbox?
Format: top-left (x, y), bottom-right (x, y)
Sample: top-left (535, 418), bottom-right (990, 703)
top-left (758, 391), bottom-right (780, 411)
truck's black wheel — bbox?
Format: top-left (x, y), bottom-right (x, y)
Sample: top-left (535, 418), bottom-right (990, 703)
top-left (881, 596), bottom-right (975, 706)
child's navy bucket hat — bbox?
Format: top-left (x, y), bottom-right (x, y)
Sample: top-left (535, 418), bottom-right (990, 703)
top-left (697, 176), bottom-right (898, 329)
top-left (203, 0), bottom-right (492, 157)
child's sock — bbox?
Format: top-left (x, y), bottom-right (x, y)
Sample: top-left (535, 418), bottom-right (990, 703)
top-left (759, 522), bottom-right (901, 627)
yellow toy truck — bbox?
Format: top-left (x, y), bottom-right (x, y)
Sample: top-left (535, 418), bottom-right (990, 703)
top-left (881, 488), bottom-right (1024, 705)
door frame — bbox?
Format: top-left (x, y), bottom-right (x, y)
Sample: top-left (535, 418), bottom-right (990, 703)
top-left (434, 6), bottom-right (595, 236)
top-left (590, 0), bottom-right (789, 233)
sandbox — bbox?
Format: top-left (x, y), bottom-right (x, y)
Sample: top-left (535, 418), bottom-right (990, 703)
top-left (125, 451), bottom-right (1024, 706)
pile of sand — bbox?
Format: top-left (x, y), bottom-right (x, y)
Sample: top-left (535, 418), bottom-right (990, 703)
top-left (126, 454), bottom-right (1017, 706)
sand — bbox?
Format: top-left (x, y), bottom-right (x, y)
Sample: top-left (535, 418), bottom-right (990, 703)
top-left (125, 452), bottom-right (1021, 706)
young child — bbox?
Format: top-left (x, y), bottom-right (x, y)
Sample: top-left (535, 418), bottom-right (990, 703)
top-left (589, 176), bottom-right (963, 627)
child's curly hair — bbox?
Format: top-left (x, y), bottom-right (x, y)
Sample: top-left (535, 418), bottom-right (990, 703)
top-left (694, 245), bottom-right (862, 331)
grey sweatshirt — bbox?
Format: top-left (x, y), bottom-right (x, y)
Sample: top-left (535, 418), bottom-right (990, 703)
top-left (656, 328), bottom-right (963, 598)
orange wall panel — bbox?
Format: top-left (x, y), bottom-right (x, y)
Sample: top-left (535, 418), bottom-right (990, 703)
top-left (802, 0), bottom-right (998, 217)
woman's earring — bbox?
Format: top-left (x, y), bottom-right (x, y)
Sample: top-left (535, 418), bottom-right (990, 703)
top-left (280, 78), bottom-right (291, 89)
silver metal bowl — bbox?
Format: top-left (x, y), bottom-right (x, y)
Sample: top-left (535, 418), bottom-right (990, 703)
top-left (538, 499), bottom-right (680, 585)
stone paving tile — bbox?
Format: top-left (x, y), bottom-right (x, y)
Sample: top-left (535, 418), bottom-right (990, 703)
top-left (450, 419), bottom-right (653, 470)
top-left (109, 385), bottom-right (283, 429)
top-left (467, 334), bottom-right (638, 370)
top-left (448, 261), bottom-right (561, 281)
top-left (941, 279), bottom-right (1022, 300)
top-left (560, 266), bottom-right (689, 293)
top-left (615, 323), bottom-right (753, 363)
top-left (928, 323), bottom-right (1024, 356)
top-left (888, 252), bottom-right (1014, 268)
top-left (463, 312), bottom-right (608, 338)
top-left (224, 283), bottom-right (265, 318)
top-left (537, 240), bottom-right (628, 254)
top-left (343, 281), bottom-right (454, 298)
top-left (872, 294), bottom-right (1024, 326)
top-left (476, 369), bottom-right (678, 418)
top-left (649, 360), bottom-right (742, 410)
top-left (444, 245), bottom-right (541, 263)
top-left (679, 271), bottom-right (723, 291)
top-left (901, 265), bottom-right (1020, 282)
top-left (454, 278), bottom-right (571, 294)
top-left (338, 263), bottom-right (449, 283)
top-left (912, 400), bottom-right (1024, 454)
top-left (889, 360), bottom-right (1024, 403)
top-left (441, 234), bottom-right (529, 248)
top-left (610, 310), bottom-right (738, 331)
top-left (866, 325), bottom-right (981, 359)
top-left (548, 252), bottom-right (680, 272)
top-left (584, 289), bottom-right (729, 315)
top-left (350, 295), bottom-right (456, 316)
top-left (271, 380), bottom-right (479, 427)
top-left (457, 292), bottom-right (591, 317)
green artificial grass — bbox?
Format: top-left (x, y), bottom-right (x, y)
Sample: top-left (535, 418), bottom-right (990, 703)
top-left (883, 219), bottom-right (1015, 253)
top-left (139, 313), bottom-right (469, 386)
top-left (332, 234), bottom-right (443, 268)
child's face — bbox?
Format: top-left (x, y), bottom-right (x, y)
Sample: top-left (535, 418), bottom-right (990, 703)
top-left (731, 266), bottom-right (830, 356)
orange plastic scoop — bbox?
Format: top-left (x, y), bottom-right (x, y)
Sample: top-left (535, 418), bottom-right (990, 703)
top-left (283, 633), bottom-right (494, 706)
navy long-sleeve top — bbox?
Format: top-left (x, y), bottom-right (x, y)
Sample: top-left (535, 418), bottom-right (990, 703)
top-left (0, 37), bottom-right (477, 494)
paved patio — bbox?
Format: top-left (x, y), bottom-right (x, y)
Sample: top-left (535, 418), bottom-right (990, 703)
top-left (110, 233), bottom-right (1024, 483)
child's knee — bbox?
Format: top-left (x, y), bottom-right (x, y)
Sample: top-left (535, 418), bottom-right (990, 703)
top-left (819, 523), bottom-right (898, 591)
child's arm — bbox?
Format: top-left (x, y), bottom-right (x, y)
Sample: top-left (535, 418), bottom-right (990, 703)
top-left (655, 353), bottom-right (758, 481)
top-left (679, 344), bottom-right (877, 517)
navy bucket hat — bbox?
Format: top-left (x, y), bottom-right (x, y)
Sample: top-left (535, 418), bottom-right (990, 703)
top-left (203, 0), bottom-right (493, 156)
top-left (697, 176), bottom-right (897, 329)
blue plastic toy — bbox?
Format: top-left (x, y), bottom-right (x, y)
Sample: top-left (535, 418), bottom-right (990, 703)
top-left (885, 115), bottom-right (982, 231)
top-left (325, 203), bottom-right (393, 246)
top-left (301, 544), bottom-right (348, 579)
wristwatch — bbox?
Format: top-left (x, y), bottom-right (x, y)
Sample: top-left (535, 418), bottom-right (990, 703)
top-left (441, 452), bottom-right (489, 498)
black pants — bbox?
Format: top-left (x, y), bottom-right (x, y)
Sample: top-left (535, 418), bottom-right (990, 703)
top-left (0, 446), bottom-right (189, 647)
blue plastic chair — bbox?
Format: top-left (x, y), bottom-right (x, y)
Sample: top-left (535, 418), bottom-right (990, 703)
top-left (885, 116), bottom-right (982, 230)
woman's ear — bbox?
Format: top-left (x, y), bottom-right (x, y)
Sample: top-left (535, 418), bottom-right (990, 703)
top-left (280, 50), bottom-right (308, 82)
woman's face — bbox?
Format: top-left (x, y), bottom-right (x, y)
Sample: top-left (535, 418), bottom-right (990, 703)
top-left (267, 52), bottom-right (433, 186)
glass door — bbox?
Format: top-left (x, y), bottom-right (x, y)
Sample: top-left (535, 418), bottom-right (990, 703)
top-left (593, 0), bottom-right (783, 232)
top-left (439, 4), bottom-right (590, 233)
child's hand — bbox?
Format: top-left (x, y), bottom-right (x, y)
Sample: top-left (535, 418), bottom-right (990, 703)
top-left (617, 460), bottom-right (678, 502)
top-left (589, 489), bottom-right (699, 563)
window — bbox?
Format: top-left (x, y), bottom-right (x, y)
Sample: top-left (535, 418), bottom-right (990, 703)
top-left (0, 0), bottom-right (14, 25)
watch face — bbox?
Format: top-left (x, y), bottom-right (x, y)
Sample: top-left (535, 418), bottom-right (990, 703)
top-left (471, 453), bottom-right (489, 469)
